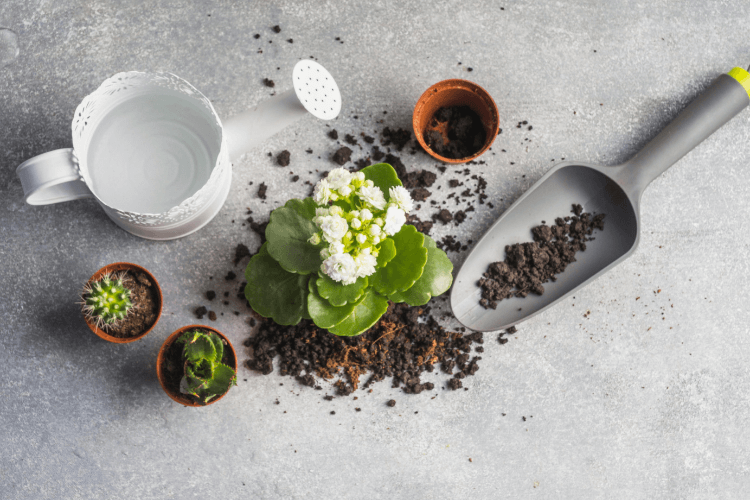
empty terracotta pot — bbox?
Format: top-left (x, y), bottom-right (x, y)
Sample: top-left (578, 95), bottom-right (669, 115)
top-left (156, 324), bottom-right (238, 407)
top-left (82, 262), bottom-right (163, 343)
top-left (413, 79), bottom-right (499, 163)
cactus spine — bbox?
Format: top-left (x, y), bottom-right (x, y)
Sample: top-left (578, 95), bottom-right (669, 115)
top-left (82, 272), bottom-right (133, 327)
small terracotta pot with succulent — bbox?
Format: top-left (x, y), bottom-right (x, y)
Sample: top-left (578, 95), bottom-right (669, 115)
top-left (157, 325), bottom-right (238, 407)
top-left (81, 262), bottom-right (162, 343)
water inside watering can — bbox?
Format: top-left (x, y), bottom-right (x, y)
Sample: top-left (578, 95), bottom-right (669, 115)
top-left (87, 92), bottom-right (221, 214)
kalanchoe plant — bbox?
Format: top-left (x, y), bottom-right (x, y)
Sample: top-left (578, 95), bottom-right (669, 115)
top-left (176, 330), bottom-right (237, 404)
top-left (245, 163), bottom-right (454, 337)
top-left (81, 272), bottom-right (133, 328)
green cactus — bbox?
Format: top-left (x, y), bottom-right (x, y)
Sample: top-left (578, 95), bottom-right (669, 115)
top-left (82, 272), bottom-right (133, 327)
top-left (177, 330), bottom-right (237, 404)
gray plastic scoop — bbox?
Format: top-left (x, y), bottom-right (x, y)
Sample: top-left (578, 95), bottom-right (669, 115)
top-left (451, 70), bottom-right (750, 332)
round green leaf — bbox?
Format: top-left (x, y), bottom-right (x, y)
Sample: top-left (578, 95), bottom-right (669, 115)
top-left (316, 273), bottom-right (368, 307)
top-left (308, 280), bottom-right (359, 329)
top-left (361, 163), bottom-right (402, 199)
top-left (376, 238), bottom-right (396, 267)
top-left (245, 244), bottom-right (310, 325)
top-left (327, 289), bottom-right (389, 337)
top-left (389, 246), bottom-right (453, 306)
top-left (370, 225), bottom-right (428, 296)
top-left (266, 197), bottom-right (321, 275)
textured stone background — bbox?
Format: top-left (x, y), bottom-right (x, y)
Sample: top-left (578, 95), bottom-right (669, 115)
top-left (2, 1), bottom-right (750, 498)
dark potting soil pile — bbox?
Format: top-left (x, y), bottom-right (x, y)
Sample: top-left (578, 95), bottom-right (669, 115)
top-left (245, 302), bottom-right (483, 394)
top-left (478, 204), bottom-right (606, 309)
top-left (103, 271), bottom-right (159, 338)
top-left (160, 327), bottom-right (236, 405)
top-left (424, 105), bottom-right (486, 160)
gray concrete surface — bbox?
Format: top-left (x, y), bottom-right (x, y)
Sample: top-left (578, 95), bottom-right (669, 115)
top-left (2, 1), bottom-right (750, 498)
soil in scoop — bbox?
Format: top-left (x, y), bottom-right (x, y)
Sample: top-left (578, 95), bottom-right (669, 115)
top-left (479, 204), bottom-right (606, 309)
top-left (245, 302), bottom-right (484, 394)
top-left (424, 105), bottom-right (486, 160)
top-left (160, 328), bottom-right (236, 405)
top-left (94, 270), bottom-right (159, 338)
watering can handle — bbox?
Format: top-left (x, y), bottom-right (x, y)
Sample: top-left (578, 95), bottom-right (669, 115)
top-left (620, 67), bottom-right (750, 194)
top-left (16, 148), bottom-right (94, 205)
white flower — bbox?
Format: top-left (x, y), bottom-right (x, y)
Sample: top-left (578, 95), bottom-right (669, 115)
top-left (326, 168), bottom-right (353, 189)
top-left (339, 185), bottom-right (352, 196)
top-left (372, 218), bottom-right (384, 227)
top-left (315, 207), bottom-right (330, 217)
top-left (322, 253), bottom-right (357, 284)
top-left (361, 247), bottom-right (371, 255)
top-left (383, 206), bottom-right (406, 235)
top-left (364, 180), bottom-right (374, 188)
top-left (313, 179), bottom-right (332, 205)
top-left (329, 205), bottom-right (343, 216)
top-left (360, 209), bottom-right (373, 221)
top-left (358, 185), bottom-right (386, 210)
top-left (319, 215), bottom-right (348, 243)
top-left (389, 186), bottom-right (414, 213)
top-left (372, 235), bottom-right (381, 244)
top-left (354, 252), bottom-right (377, 278)
top-left (320, 248), bottom-right (330, 259)
top-left (369, 224), bottom-right (381, 236)
top-left (329, 241), bottom-right (345, 255)
top-left (356, 233), bottom-right (367, 244)
top-left (354, 172), bottom-right (366, 182)
top-left (308, 233), bottom-right (321, 245)
top-left (350, 218), bottom-right (362, 229)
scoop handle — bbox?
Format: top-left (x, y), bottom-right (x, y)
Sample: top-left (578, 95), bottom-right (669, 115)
top-left (620, 68), bottom-right (750, 195)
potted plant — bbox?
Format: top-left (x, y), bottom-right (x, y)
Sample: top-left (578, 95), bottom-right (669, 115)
top-left (156, 325), bottom-right (238, 407)
top-left (245, 163), bottom-right (454, 336)
top-left (81, 262), bottom-right (162, 343)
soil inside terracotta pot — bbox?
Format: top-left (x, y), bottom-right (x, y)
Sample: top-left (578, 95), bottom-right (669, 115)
top-left (94, 270), bottom-right (159, 338)
top-left (161, 328), bottom-right (236, 405)
top-left (424, 105), bottom-right (486, 159)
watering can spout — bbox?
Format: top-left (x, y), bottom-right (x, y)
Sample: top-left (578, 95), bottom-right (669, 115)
top-left (224, 60), bottom-right (341, 162)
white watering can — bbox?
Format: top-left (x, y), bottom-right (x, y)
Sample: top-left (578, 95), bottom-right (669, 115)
top-left (16, 60), bottom-right (341, 239)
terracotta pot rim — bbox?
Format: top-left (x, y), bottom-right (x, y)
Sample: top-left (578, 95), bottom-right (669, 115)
top-left (412, 78), bottom-right (499, 164)
top-left (156, 324), bottom-right (238, 408)
top-left (83, 262), bottom-right (163, 344)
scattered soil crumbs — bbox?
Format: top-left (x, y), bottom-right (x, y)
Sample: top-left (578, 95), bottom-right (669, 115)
top-left (245, 303), bottom-right (483, 395)
top-left (479, 205), bottom-right (606, 309)
top-left (262, 78), bottom-right (275, 88)
top-left (332, 146), bottom-right (352, 165)
top-left (328, 129), bottom-right (339, 140)
top-left (424, 106), bottom-right (487, 159)
top-left (257, 182), bottom-right (267, 199)
top-left (271, 25), bottom-right (281, 33)
top-left (276, 150), bottom-right (290, 167)
top-left (95, 271), bottom-right (159, 338)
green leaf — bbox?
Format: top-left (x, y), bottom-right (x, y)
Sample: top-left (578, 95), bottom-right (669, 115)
top-left (389, 246), bottom-right (453, 306)
top-left (361, 163), bottom-right (402, 199)
top-left (370, 225), bottom-right (428, 296)
top-left (182, 333), bottom-right (217, 364)
top-left (208, 332), bottom-right (224, 364)
top-left (423, 234), bottom-right (437, 249)
top-left (327, 289), bottom-right (389, 337)
top-left (376, 238), bottom-right (396, 267)
top-left (202, 363), bottom-right (237, 403)
top-left (307, 280), bottom-right (359, 329)
top-left (316, 273), bottom-right (368, 307)
top-left (266, 197), bottom-right (321, 274)
top-left (245, 243), bottom-right (310, 325)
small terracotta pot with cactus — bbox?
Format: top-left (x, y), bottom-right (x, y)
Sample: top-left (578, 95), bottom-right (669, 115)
top-left (81, 262), bottom-right (162, 343)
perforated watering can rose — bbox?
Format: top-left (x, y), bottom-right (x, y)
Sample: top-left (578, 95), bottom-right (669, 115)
top-left (244, 163), bottom-right (455, 337)
top-left (15, 61), bottom-right (341, 240)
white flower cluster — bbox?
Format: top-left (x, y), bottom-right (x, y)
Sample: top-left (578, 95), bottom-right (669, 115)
top-left (309, 168), bottom-right (413, 285)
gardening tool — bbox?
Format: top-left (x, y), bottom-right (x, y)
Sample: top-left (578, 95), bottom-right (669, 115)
top-left (451, 67), bottom-right (750, 332)
top-left (15, 60), bottom-right (341, 240)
